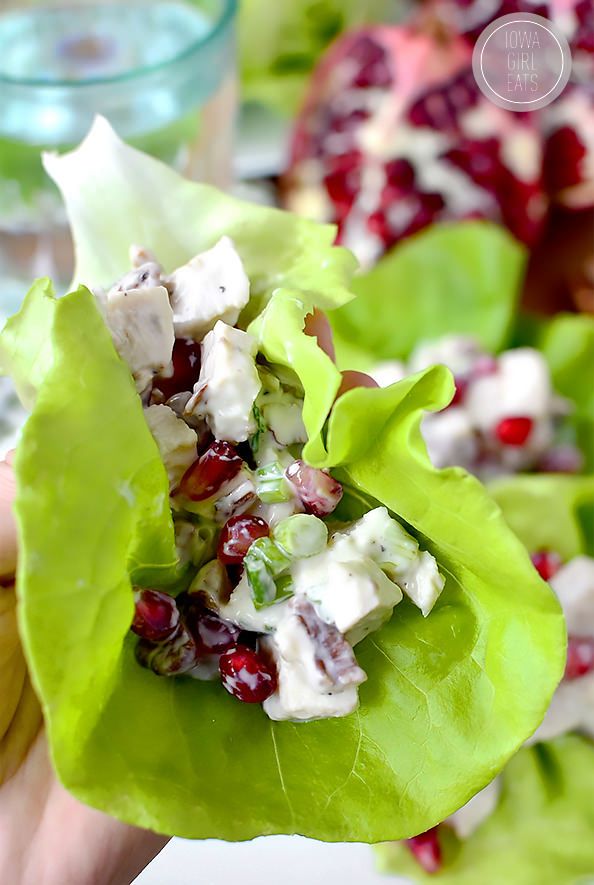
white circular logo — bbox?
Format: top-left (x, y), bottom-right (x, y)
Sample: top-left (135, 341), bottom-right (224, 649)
top-left (472, 13), bottom-right (572, 111)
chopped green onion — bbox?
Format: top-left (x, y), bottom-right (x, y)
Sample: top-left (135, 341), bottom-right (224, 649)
top-left (255, 461), bottom-right (293, 503)
top-left (249, 403), bottom-right (267, 454)
top-left (274, 513), bottom-right (328, 558)
top-left (274, 574), bottom-right (295, 603)
top-left (244, 537), bottom-right (290, 609)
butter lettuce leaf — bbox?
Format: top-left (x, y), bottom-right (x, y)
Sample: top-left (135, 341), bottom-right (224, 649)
top-left (378, 734), bottom-right (594, 885)
top-left (539, 314), bottom-right (594, 471)
top-left (377, 474), bottom-right (594, 883)
top-left (0, 122), bottom-right (564, 841)
top-left (330, 222), bottom-right (526, 370)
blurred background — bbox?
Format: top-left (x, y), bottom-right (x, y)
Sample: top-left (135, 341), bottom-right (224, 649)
top-left (0, 0), bottom-right (592, 881)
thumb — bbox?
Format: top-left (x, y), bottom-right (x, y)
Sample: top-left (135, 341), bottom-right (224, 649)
top-left (0, 456), bottom-right (17, 581)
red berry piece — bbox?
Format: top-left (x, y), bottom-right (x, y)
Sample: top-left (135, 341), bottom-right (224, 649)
top-left (407, 826), bottom-right (443, 874)
top-left (494, 416), bottom-right (533, 447)
top-left (135, 625), bottom-right (198, 676)
top-left (565, 636), bottom-right (594, 681)
top-left (184, 603), bottom-right (241, 656)
top-left (447, 376), bottom-right (468, 408)
top-left (131, 589), bottom-right (180, 642)
top-left (179, 440), bottom-right (243, 501)
top-left (219, 645), bottom-right (278, 703)
top-left (153, 338), bottom-right (202, 399)
top-left (285, 460), bottom-right (343, 517)
top-left (218, 515), bottom-right (270, 564)
top-left (531, 551), bottom-right (562, 582)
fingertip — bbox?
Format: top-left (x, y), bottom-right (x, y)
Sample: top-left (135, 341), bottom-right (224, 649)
top-left (0, 459), bottom-right (17, 581)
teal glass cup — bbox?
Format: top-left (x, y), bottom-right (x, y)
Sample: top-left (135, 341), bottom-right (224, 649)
top-left (0, 0), bottom-right (237, 308)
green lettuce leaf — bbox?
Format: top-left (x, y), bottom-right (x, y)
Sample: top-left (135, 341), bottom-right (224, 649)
top-left (377, 734), bottom-right (594, 885)
top-left (1, 122), bottom-right (564, 841)
top-left (238, 0), bottom-right (396, 114)
top-left (539, 314), bottom-right (594, 472)
top-left (0, 278), bottom-right (58, 409)
top-left (330, 222), bottom-right (526, 371)
top-left (490, 475), bottom-right (594, 562)
top-left (43, 116), bottom-right (357, 315)
top-left (377, 474), bottom-right (594, 883)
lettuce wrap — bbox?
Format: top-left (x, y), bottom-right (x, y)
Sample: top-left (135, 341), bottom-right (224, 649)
top-left (0, 120), bottom-right (564, 841)
top-left (330, 224), bottom-right (594, 474)
top-left (377, 473), bottom-right (594, 884)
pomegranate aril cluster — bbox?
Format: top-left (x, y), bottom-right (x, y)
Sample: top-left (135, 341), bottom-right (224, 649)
top-left (131, 587), bottom-right (276, 703)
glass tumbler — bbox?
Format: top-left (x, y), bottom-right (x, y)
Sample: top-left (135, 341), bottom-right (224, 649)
top-left (0, 0), bottom-right (238, 311)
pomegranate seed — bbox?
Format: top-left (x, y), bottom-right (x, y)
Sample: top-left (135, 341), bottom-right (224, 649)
top-left (179, 440), bottom-right (243, 501)
top-left (348, 36), bottom-right (391, 89)
top-left (494, 416), bottom-right (533, 447)
top-left (218, 515), bottom-right (270, 564)
top-left (131, 589), bottom-right (180, 642)
top-left (219, 645), bottom-right (278, 703)
top-left (324, 167), bottom-right (361, 215)
top-left (153, 338), bottom-right (201, 399)
top-left (385, 158), bottom-right (415, 190)
top-left (285, 460), bottom-right (343, 517)
top-left (447, 376), bottom-right (468, 408)
top-left (565, 636), bottom-right (594, 680)
top-left (407, 826), bottom-right (443, 874)
top-left (531, 551), bottom-right (562, 582)
top-left (184, 603), bottom-right (240, 655)
top-left (135, 625), bottom-right (198, 676)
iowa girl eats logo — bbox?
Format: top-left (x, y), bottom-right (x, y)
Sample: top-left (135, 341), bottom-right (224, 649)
top-left (506, 28), bottom-right (540, 93)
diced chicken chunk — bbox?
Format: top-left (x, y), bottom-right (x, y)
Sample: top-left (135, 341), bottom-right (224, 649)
top-left (103, 286), bottom-right (174, 393)
top-left (410, 336), bottom-right (484, 377)
top-left (294, 555), bottom-right (403, 646)
top-left (529, 556), bottom-right (594, 744)
top-left (448, 779), bottom-right (501, 839)
top-left (263, 401), bottom-right (307, 446)
top-left (261, 602), bottom-right (364, 722)
top-left (529, 673), bottom-right (594, 744)
top-left (108, 262), bottom-right (163, 296)
top-left (465, 349), bottom-right (554, 432)
top-left (129, 244), bottom-right (160, 270)
top-left (168, 237), bottom-right (250, 340)
top-left (422, 408), bottom-right (479, 470)
top-left (144, 404), bottom-right (197, 491)
top-left (550, 556), bottom-right (594, 636)
top-left (398, 551), bottom-right (446, 617)
top-left (331, 507), bottom-right (418, 577)
top-left (188, 321), bottom-right (261, 443)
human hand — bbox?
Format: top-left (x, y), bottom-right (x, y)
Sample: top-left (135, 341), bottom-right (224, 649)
top-left (0, 454), bottom-right (169, 885)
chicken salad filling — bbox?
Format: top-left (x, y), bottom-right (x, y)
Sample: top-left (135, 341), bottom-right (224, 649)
top-left (97, 237), bottom-right (445, 722)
